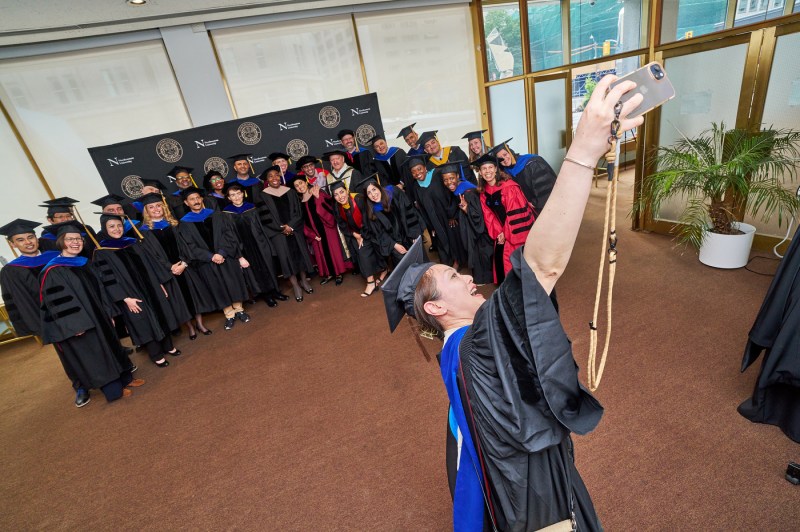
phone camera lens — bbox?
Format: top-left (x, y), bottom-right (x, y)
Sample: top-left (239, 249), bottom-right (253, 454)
top-left (650, 64), bottom-right (665, 80)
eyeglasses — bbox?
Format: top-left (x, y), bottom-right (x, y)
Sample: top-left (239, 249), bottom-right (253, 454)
top-left (63, 237), bottom-right (83, 243)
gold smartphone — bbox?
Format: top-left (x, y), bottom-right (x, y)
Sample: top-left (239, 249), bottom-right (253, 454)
top-left (609, 62), bottom-right (675, 118)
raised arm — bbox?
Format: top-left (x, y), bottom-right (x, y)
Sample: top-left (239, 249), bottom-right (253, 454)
top-left (523, 75), bottom-right (643, 294)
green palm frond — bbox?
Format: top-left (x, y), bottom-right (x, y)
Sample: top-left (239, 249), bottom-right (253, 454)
top-left (636, 121), bottom-right (800, 249)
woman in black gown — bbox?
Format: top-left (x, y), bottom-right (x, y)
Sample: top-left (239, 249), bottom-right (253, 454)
top-left (39, 221), bottom-right (143, 402)
top-left (139, 192), bottom-right (211, 339)
top-left (359, 177), bottom-right (421, 265)
top-left (94, 214), bottom-right (183, 367)
top-left (257, 166), bottom-right (315, 302)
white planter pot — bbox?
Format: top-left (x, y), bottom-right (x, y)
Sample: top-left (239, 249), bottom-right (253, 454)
top-left (698, 222), bottom-right (756, 269)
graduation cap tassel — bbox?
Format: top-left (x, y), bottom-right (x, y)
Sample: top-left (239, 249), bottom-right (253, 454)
top-left (190, 174), bottom-right (198, 188)
top-left (126, 214), bottom-right (145, 241)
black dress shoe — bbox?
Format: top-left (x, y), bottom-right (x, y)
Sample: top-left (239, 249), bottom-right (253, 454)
top-left (75, 388), bottom-right (90, 408)
top-left (320, 275), bottom-right (333, 285)
top-left (167, 349), bottom-right (182, 357)
top-left (155, 359), bottom-right (170, 368)
top-left (189, 333), bottom-right (197, 341)
top-left (335, 275), bottom-right (344, 286)
top-left (274, 293), bottom-right (289, 301)
top-left (198, 327), bottom-right (213, 335)
top-left (265, 297), bottom-right (278, 307)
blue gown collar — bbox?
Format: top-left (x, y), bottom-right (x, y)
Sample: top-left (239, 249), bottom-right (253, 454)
top-left (234, 176), bottom-right (261, 187)
top-left (507, 153), bottom-right (534, 177)
top-left (454, 181), bottom-right (477, 195)
top-left (45, 255), bottom-right (88, 269)
top-left (374, 147), bottom-right (399, 161)
top-left (98, 236), bottom-right (138, 249)
top-left (223, 202), bottom-right (255, 214)
top-left (180, 208), bottom-right (214, 223)
top-left (139, 219), bottom-right (170, 231)
top-left (8, 250), bottom-right (59, 268)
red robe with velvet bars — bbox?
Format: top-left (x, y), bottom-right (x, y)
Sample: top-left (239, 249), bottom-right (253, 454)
top-left (300, 190), bottom-right (351, 276)
top-left (481, 179), bottom-right (535, 276)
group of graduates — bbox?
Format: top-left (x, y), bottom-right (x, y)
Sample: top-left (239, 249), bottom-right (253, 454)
top-left (0, 125), bottom-right (557, 409)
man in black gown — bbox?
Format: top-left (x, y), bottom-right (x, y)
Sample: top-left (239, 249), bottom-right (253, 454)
top-left (397, 123), bottom-right (424, 156)
top-left (92, 193), bottom-right (141, 235)
top-left (165, 166), bottom-right (196, 219)
top-left (419, 130), bottom-right (475, 185)
top-left (380, 75), bottom-right (642, 531)
top-left (338, 129), bottom-right (376, 176)
top-left (176, 187), bottom-right (251, 331)
top-left (0, 219), bottom-right (90, 406)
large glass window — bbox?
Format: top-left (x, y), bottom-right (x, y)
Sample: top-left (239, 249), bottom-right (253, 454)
top-left (528, 0), bottom-right (564, 71)
top-left (211, 16), bottom-right (364, 116)
top-left (570, 0), bottom-right (643, 64)
top-left (489, 80), bottom-right (529, 151)
top-left (661, 0), bottom-right (729, 44)
top-left (570, 56), bottom-right (639, 134)
top-left (733, 0), bottom-right (786, 26)
top-left (483, 2), bottom-right (523, 80)
top-left (355, 6), bottom-right (481, 148)
top-left (0, 41), bottom-right (191, 226)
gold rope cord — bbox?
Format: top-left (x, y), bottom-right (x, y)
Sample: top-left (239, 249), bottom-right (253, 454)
top-left (587, 132), bottom-right (620, 392)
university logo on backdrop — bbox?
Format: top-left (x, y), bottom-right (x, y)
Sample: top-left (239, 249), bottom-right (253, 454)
top-left (356, 124), bottom-right (377, 146)
top-left (237, 122), bottom-right (262, 145)
top-left (204, 157), bottom-right (230, 178)
top-left (318, 106), bottom-right (341, 128)
top-left (156, 138), bottom-right (184, 163)
top-left (120, 175), bottom-right (144, 198)
top-left (286, 139), bottom-right (309, 160)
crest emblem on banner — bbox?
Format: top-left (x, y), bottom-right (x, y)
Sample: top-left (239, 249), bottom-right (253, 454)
top-left (286, 139), bottom-right (309, 160)
top-left (121, 175), bottom-right (144, 198)
top-left (356, 124), bottom-right (377, 146)
top-left (318, 106), bottom-right (341, 128)
top-left (204, 157), bottom-right (230, 178)
top-left (237, 122), bottom-right (263, 145)
top-left (156, 138), bottom-right (184, 163)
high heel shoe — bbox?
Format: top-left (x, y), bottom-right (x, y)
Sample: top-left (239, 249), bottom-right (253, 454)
top-left (155, 358), bottom-right (170, 368)
top-left (198, 327), bottom-right (212, 336)
top-left (189, 332), bottom-right (197, 341)
top-left (361, 281), bottom-right (376, 298)
top-left (167, 349), bottom-right (182, 357)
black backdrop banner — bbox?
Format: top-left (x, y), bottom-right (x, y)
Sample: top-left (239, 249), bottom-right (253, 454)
top-left (88, 93), bottom-right (382, 198)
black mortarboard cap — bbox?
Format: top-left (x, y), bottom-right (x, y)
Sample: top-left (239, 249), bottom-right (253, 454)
top-left (380, 236), bottom-right (435, 332)
top-left (41, 197), bottom-right (79, 206)
top-left (0, 218), bottom-right (40, 238)
top-left (417, 131), bottom-right (438, 147)
top-left (322, 150), bottom-right (348, 161)
top-left (167, 166), bottom-right (193, 178)
top-left (367, 133), bottom-right (386, 144)
top-left (352, 172), bottom-right (382, 194)
top-left (227, 153), bottom-right (252, 163)
top-left (325, 179), bottom-right (348, 195)
top-left (439, 161), bottom-right (465, 175)
top-left (487, 138), bottom-right (514, 156)
top-left (139, 192), bottom-right (164, 207)
top-left (140, 179), bottom-right (167, 191)
top-left (337, 129), bottom-right (355, 140)
top-left (400, 153), bottom-right (429, 169)
top-left (99, 213), bottom-right (126, 231)
top-left (258, 165), bottom-right (282, 181)
top-left (295, 155), bottom-right (318, 170)
top-left (268, 152), bottom-right (290, 162)
top-left (91, 193), bottom-right (125, 208)
top-left (462, 130), bottom-right (488, 141)
top-left (179, 187), bottom-right (204, 200)
top-left (397, 123), bottom-right (417, 138)
top-left (42, 220), bottom-right (85, 238)
top-left (470, 153), bottom-right (500, 168)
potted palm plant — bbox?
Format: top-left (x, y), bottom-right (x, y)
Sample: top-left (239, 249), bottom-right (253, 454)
top-left (635, 122), bottom-right (800, 268)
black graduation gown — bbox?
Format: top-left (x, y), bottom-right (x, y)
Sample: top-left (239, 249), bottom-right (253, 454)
top-left (335, 194), bottom-right (385, 278)
top-left (738, 224), bottom-right (800, 443)
top-left (205, 192), bottom-right (229, 211)
top-left (347, 148), bottom-right (376, 177)
top-left (166, 191), bottom-right (188, 220)
top-left (0, 253), bottom-right (58, 337)
top-left (39, 261), bottom-right (132, 389)
top-left (141, 223), bottom-right (196, 316)
top-left (364, 187), bottom-right (422, 262)
top-left (409, 175), bottom-right (463, 266)
top-left (222, 203), bottom-right (279, 297)
top-left (374, 148), bottom-right (409, 187)
top-left (458, 248), bottom-right (603, 531)
top-left (257, 187), bottom-right (314, 277)
top-left (456, 188), bottom-right (494, 285)
top-left (137, 231), bottom-right (193, 330)
top-left (504, 155), bottom-right (558, 216)
top-left (92, 244), bottom-right (167, 347)
top-left (429, 146), bottom-right (476, 185)
top-left (176, 210), bottom-right (250, 312)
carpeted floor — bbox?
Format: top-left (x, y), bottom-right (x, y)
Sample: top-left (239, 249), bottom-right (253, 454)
top-left (1, 171), bottom-right (798, 530)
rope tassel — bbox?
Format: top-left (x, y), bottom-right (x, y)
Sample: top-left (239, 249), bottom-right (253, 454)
top-left (587, 120), bottom-right (622, 392)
